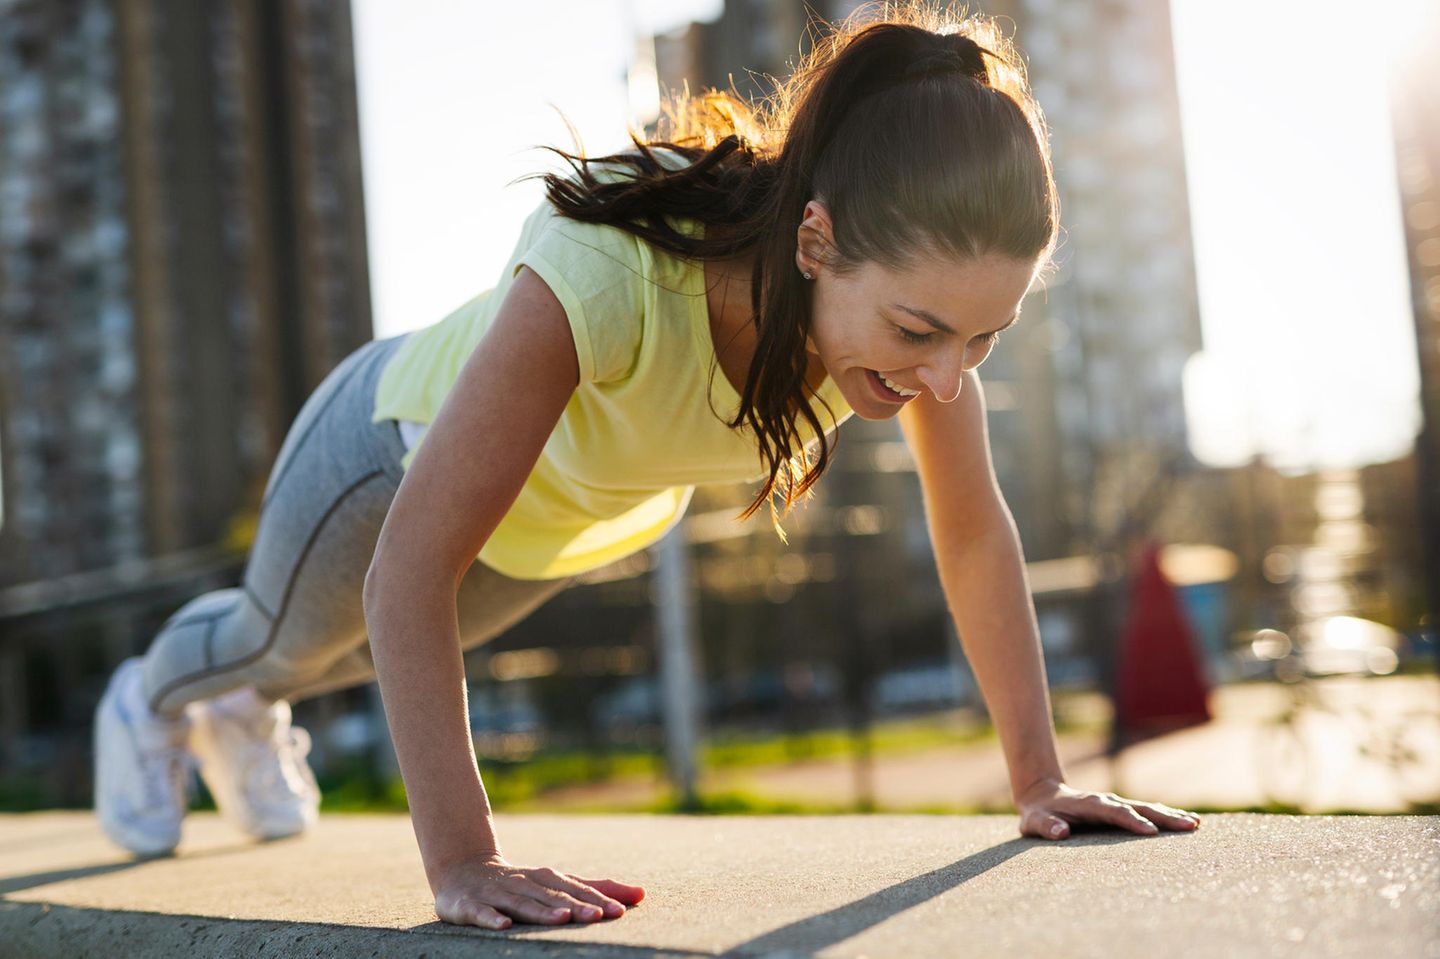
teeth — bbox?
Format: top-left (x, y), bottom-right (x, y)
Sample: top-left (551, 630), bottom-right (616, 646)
top-left (878, 372), bottom-right (921, 397)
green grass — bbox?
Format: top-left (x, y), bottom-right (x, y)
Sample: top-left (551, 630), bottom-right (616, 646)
top-left (0, 772), bottom-right (49, 813)
top-left (523, 714), bottom-right (1005, 797)
top-left (702, 714), bottom-right (1000, 769)
top-left (480, 750), bottom-right (663, 808)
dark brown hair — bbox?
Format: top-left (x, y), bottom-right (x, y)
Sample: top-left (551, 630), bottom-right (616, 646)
top-left (522, 0), bottom-right (1059, 539)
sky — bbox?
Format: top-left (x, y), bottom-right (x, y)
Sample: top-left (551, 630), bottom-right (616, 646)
top-left (351, 0), bottom-right (1426, 475)
top-left (1169, 0), bottom-right (1425, 473)
top-left (350, 0), bottom-right (716, 339)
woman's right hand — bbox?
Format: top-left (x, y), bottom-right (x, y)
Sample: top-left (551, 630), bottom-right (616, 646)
top-left (432, 853), bottom-right (646, 930)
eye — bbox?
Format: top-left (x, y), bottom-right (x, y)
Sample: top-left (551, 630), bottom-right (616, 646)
top-left (896, 326), bottom-right (934, 345)
top-left (974, 330), bottom-right (1001, 345)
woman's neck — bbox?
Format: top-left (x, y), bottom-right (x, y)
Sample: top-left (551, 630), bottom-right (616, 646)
top-left (704, 254), bottom-right (757, 396)
top-left (703, 252), bottom-right (828, 398)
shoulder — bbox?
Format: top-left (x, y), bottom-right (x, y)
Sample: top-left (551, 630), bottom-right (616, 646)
top-left (506, 147), bottom-right (706, 384)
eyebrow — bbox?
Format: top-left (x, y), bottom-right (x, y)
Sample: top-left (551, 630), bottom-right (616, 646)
top-left (891, 304), bottom-right (1021, 337)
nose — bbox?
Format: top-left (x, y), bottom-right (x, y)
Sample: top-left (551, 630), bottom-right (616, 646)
top-left (917, 337), bottom-right (997, 402)
top-left (916, 348), bottom-right (970, 403)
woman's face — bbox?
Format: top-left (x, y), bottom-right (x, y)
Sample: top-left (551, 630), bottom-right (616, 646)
top-left (797, 200), bottom-right (1039, 420)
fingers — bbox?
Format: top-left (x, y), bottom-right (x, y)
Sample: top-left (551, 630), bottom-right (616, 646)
top-left (436, 898), bottom-right (512, 931)
top-left (1036, 815), bottom-right (1070, 841)
top-left (437, 887), bottom-right (596, 927)
top-left (488, 888), bottom-right (582, 925)
top-left (434, 859), bottom-right (644, 931)
top-left (1027, 794), bottom-right (1203, 841)
top-left (1131, 800), bottom-right (1202, 831)
top-left (1102, 794), bottom-right (1204, 834)
top-left (506, 872), bottom-right (609, 921)
top-left (1097, 795), bottom-right (1160, 834)
top-left (494, 868), bottom-right (642, 924)
top-left (467, 904), bottom-right (512, 930)
top-left (574, 876), bottom-right (647, 906)
top-left (528, 867), bottom-right (628, 918)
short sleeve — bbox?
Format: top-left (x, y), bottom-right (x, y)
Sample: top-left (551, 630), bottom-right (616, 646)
top-left (512, 214), bottom-right (646, 385)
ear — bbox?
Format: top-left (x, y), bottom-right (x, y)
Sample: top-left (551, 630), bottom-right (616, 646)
top-left (795, 199), bottom-right (834, 276)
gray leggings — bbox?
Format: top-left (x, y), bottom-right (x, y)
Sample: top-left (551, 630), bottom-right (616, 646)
top-left (139, 333), bottom-right (576, 719)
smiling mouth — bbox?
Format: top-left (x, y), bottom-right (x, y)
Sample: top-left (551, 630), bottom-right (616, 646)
top-left (864, 368), bottom-right (918, 403)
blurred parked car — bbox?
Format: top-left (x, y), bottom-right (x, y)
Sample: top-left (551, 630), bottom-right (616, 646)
top-left (868, 661), bottom-right (973, 715)
top-left (591, 676), bottom-right (663, 734)
top-left (1296, 616), bottom-right (1402, 676)
top-left (1043, 655), bottom-right (1099, 690)
top-left (1238, 617), bottom-right (1408, 680)
top-left (468, 683), bottom-right (542, 735)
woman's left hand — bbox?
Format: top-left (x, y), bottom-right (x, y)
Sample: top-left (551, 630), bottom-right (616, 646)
top-left (1014, 777), bottom-right (1202, 841)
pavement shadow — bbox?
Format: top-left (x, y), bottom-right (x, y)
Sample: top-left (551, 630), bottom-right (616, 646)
top-left (408, 916), bottom-right (716, 955)
top-left (727, 830), bottom-right (1177, 956)
top-left (2, 901), bottom-right (711, 958)
top-left (0, 824), bottom-right (101, 857)
top-left (0, 837), bottom-right (272, 897)
top-left (0, 861), bottom-right (145, 897)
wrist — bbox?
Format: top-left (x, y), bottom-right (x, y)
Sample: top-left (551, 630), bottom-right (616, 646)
top-left (418, 810), bottom-right (505, 889)
top-left (427, 843), bottom-right (506, 893)
top-left (1012, 772), bottom-right (1064, 805)
top-left (1004, 738), bottom-right (1065, 803)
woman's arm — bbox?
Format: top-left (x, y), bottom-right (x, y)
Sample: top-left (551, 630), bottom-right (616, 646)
top-left (897, 370), bottom-right (1200, 839)
top-left (896, 371), bottom-right (1062, 799)
top-left (363, 267), bottom-right (642, 927)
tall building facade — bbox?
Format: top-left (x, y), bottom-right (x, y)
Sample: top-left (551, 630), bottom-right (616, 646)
top-left (1000, 0), bottom-right (1203, 549)
top-left (0, 0), bottom-right (373, 781)
top-left (1390, 9), bottom-right (1440, 637)
top-left (0, 0), bottom-right (372, 587)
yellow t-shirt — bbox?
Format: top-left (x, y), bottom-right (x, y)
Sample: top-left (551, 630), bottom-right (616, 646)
top-left (371, 150), bottom-right (855, 580)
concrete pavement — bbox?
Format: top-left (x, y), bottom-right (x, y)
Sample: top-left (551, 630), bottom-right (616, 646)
top-left (2, 811), bottom-right (1436, 958)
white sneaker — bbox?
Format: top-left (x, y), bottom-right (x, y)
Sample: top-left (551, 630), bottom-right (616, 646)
top-left (186, 685), bottom-right (321, 840)
top-left (94, 657), bottom-right (196, 856)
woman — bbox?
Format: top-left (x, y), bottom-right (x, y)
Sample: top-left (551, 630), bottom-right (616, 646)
top-left (94, 0), bottom-right (1201, 932)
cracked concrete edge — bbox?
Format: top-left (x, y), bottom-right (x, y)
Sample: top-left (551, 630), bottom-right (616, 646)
top-left (0, 901), bottom-right (707, 959)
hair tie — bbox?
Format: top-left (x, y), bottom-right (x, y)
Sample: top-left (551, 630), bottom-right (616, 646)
top-left (901, 34), bottom-right (995, 86)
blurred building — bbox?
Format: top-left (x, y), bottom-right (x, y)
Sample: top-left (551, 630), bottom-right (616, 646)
top-left (998, 0), bottom-right (1203, 547)
top-left (0, 0), bottom-right (372, 583)
top-left (1390, 9), bottom-right (1440, 636)
top-left (0, 0), bottom-right (371, 786)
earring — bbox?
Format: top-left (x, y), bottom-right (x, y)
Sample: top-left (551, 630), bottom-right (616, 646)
top-left (802, 271), bottom-right (813, 280)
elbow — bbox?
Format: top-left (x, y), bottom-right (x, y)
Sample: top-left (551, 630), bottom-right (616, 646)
top-left (363, 550), bottom-right (461, 620)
